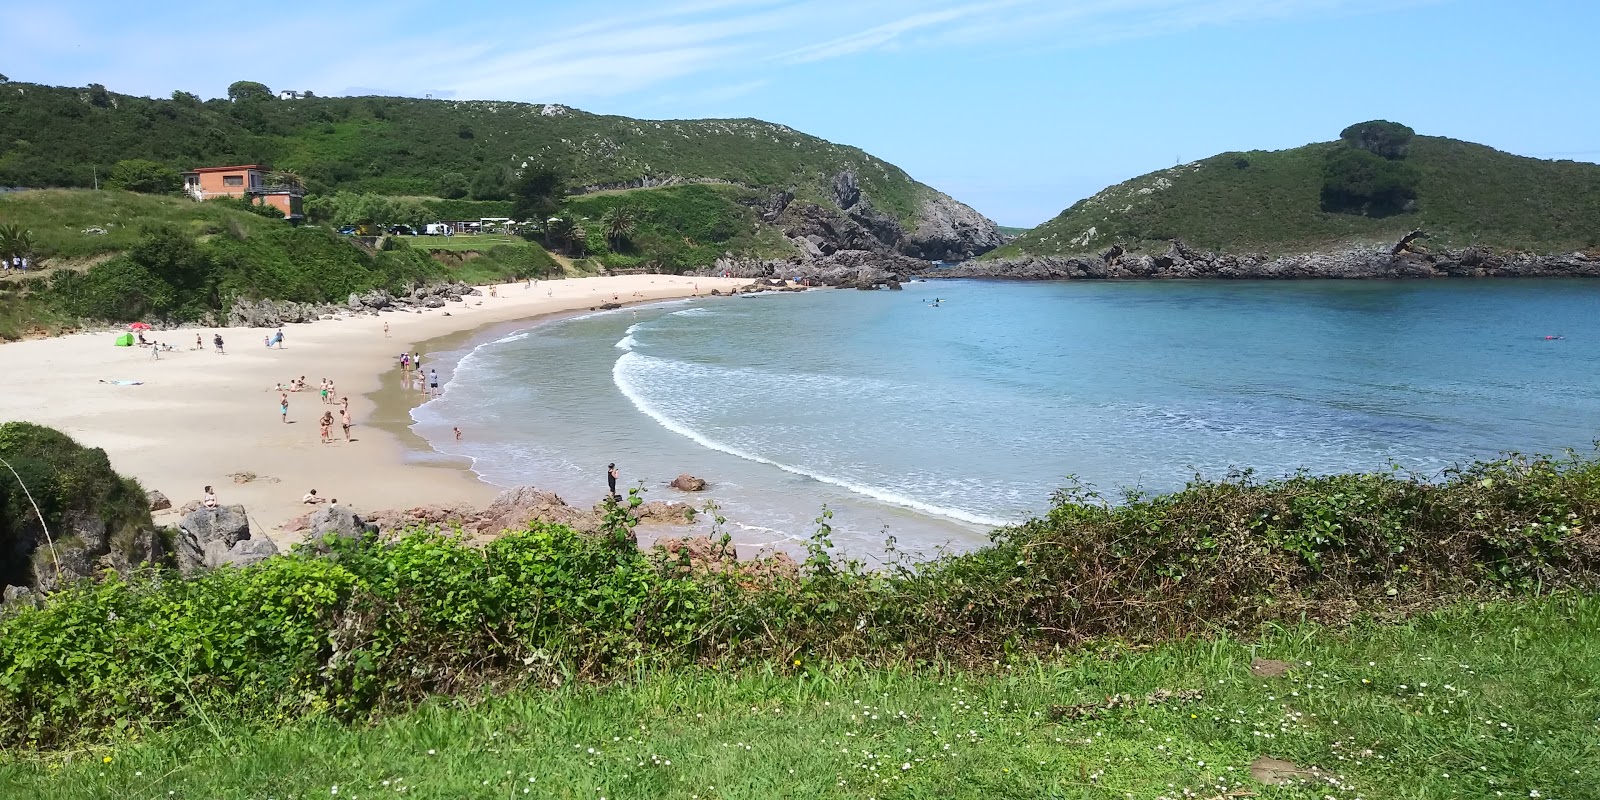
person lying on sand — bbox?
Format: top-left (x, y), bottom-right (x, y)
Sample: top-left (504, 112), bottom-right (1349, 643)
top-left (302, 489), bottom-right (326, 504)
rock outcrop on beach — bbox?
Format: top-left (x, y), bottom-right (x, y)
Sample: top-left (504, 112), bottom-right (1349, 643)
top-left (175, 505), bottom-right (280, 574)
top-left (702, 249), bottom-right (924, 290)
top-left (349, 486), bottom-right (696, 539)
top-left (939, 236), bottom-right (1600, 281)
top-left (225, 282), bottom-right (482, 327)
top-left (654, 535), bottom-right (800, 578)
top-left (670, 474), bottom-right (708, 492)
top-left (1, 422), bottom-right (173, 597)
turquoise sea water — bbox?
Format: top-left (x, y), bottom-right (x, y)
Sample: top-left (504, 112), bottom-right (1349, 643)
top-left (412, 279), bottom-right (1600, 556)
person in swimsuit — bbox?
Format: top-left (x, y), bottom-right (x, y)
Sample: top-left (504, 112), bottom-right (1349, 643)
top-left (340, 406), bottom-right (352, 441)
top-left (428, 368), bottom-right (439, 395)
top-left (203, 486), bottom-right (218, 509)
top-left (280, 394), bottom-right (289, 423)
top-left (383, 321), bottom-right (390, 338)
top-left (607, 463), bottom-right (619, 499)
top-left (194, 334), bottom-right (203, 351)
top-left (319, 410), bottom-right (333, 443)
top-left (320, 380), bottom-right (330, 405)
top-left (453, 426), bottom-right (462, 441)
top-left (214, 334), bottom-right (224, 354)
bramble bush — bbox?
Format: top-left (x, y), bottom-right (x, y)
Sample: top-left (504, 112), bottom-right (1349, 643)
top-left (2, 453), bottom-right (1598, 747)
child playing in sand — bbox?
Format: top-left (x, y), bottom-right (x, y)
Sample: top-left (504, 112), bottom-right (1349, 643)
top-left (280, 393), bottom-right (289, 423)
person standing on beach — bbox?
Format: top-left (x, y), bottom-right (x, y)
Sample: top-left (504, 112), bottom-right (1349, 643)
top-left (607, 463), bottom-right (619, 499)
top-left (194, 334), bottom-right (202, 351)
top-left (214, 334), bottom-right (225, 354)
top-left (340, 405), bottom-right (353, 441)
top-left (279, 393), bottom-right (289, 423)
top-left (453, 426), bottom-right (462, 441)
top-left (319, 410), bottom-right (333, 443)
top-left (428, 368), bottom-right (439, 396)
top-left (383, 321), bottom-right (390, 338)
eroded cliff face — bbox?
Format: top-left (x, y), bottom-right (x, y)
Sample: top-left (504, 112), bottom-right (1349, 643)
top-left (751, 170), bottom-right (1004, 265)
top-left (938, 238), bottom-right (1600, 280)
top-left (905, 191), bottom-right (1008, 261)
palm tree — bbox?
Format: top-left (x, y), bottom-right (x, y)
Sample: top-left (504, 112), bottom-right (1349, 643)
top-left (546, 216), bottom-right (583, 256)
top-left (268, 170), bottom-right (305, 193)
top-left (601, 207), bottom-right (637, 251)
top-left (0, 223), bottom-right (35, 265)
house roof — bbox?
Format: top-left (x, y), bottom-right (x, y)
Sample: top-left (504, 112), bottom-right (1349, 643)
top-left (184, 164), bottom-right (270, 174)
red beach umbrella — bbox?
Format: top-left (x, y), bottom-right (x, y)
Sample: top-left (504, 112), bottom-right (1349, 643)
top-left (128, 322), bottom-right (153, 330)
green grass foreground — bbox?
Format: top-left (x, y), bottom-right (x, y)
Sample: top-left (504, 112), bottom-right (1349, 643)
top-left (1, 595), bottom-right (1593, 799)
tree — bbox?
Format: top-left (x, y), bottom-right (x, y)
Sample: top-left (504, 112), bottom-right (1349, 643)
top-left (1340, 120), bottom-right (1415, 160)
top-left (106, 159), bottom-right (180, 194)
top-left (267, 170), bottom-right (304, 190)
top-left (601, 207), bottom-right (637, 251)
top-left (1320, 147), bottom-right (1420, 217)
top-left (435, 172), bottom-right (469, 199)
top-left (0, 224), bottom-right (36, 263)
top-left (171, 90), bottom-right (200, 106)
top-left (469, 166), bottom-right (512, 200)
top-left (127, 226), bottom-right (215, 313)
top-left (226, 81), bottom-right (272, 103)
top-left (508, 166), bottom-right (567, 223)
top-left (544, 216), bottom-right (585, 256)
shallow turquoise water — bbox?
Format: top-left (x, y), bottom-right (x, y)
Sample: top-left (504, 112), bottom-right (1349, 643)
top-left (413, 279), bottom-right (1600, 556)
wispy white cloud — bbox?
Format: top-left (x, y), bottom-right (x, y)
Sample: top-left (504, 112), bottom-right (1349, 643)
top-left (2, 0), bottom-right (1433, 103)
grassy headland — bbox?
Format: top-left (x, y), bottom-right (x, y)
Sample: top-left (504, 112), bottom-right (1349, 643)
top-left (0, 81), bottom-right (950, 233)
top-left (994, 131), bottom-right (1600, 259)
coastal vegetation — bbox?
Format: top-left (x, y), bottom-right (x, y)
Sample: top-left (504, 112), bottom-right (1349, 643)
top-left (2, 429), bottom-right (1596, 752)
top-left (0, 80), bottom-right (943, 233)
top-left (995, 122), bottom-right (1600, 258)
top-left (0, 190), bottom-right (564, 338)
top-left (2, 595), bottom-right (1592, 798)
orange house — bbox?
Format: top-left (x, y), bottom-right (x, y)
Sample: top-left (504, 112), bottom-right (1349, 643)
top-left (182, 164), bottom-right (304, 220)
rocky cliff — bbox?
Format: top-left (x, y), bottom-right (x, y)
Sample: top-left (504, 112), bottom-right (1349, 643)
top-left (937, 235), bottom-right (1600, 281)
top-left (759, 170), bottom-right (1003, 263)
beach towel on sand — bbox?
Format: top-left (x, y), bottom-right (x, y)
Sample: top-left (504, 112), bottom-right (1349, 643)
top-left (99, 379), bottom-right (144, 385)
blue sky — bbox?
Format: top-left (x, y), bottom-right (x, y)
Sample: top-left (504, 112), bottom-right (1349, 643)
top-left (4, 0), bottom-right (1597, 226)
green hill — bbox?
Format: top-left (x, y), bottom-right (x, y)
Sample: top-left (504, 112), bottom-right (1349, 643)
top-left (0, 80), bottom-right (1001, 259)
top-left (995, 126), bottom-right (1600, 259)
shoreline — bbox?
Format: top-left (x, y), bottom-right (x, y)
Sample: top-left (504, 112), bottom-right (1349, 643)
top-left (0, 275), bottom-right (748, 546)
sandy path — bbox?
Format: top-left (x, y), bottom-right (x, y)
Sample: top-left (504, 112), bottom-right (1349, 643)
top-left (0, 275), bottom-right (746, 544)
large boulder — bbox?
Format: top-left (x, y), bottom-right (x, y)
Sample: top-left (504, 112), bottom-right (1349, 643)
top-left (670, 474), bottom-right (707, 491)
top-left (175, 504), bottom-right (277, 573)
top-left (147, 490), bottom-right (171, 512)
top-left (307, 504), bottom-right (379, 541)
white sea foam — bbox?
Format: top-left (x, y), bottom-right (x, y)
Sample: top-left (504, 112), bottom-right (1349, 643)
top-left (612, 351), bottom-right (1011, 527)
top-left (614, 335), bottom-right (638, 351)
top-left (670, 307), bottom-right (716, 317)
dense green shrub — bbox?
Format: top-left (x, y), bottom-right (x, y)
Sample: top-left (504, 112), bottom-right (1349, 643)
top-left (1341, 119), bottom-right (1416, 159)
top-left (104, 159), bottom-right (180, 194)
top-left (0, 422), bottom-right (153, 591)
top-left (1320, 146), bottom-right (1421, 217)
top-left (3, 449), bottom-right (1599, 747)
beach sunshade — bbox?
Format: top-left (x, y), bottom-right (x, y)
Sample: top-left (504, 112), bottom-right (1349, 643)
top-left (114, 333), bottom-right (134, 347)
top-left (128, 322), bottom-right (152, 330)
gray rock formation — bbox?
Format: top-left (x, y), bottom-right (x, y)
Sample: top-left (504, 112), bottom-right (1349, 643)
top-left (175, 504), bottom-right (278, 574)
top-left (705, 249), bottom-right (927, 290)
top-left (936, 237), bottom-right (1600, 281)
top-left (670, 474), bottom-right (707, 491)
top-left (229, 282), bottom-right (481, 327)
top-left (306, 504), bottom-right (379, 541)
top-left (147, 490), bottom-right (171, 512)
top-left (906, 191), bottom-right (1008, 261)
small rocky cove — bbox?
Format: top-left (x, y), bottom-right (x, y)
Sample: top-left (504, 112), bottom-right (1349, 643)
top-left (939, 234), bottom-right (1600, 280)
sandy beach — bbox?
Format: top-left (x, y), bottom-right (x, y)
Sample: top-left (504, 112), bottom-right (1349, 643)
top-left (0, 275), bottom-right (747, 544)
